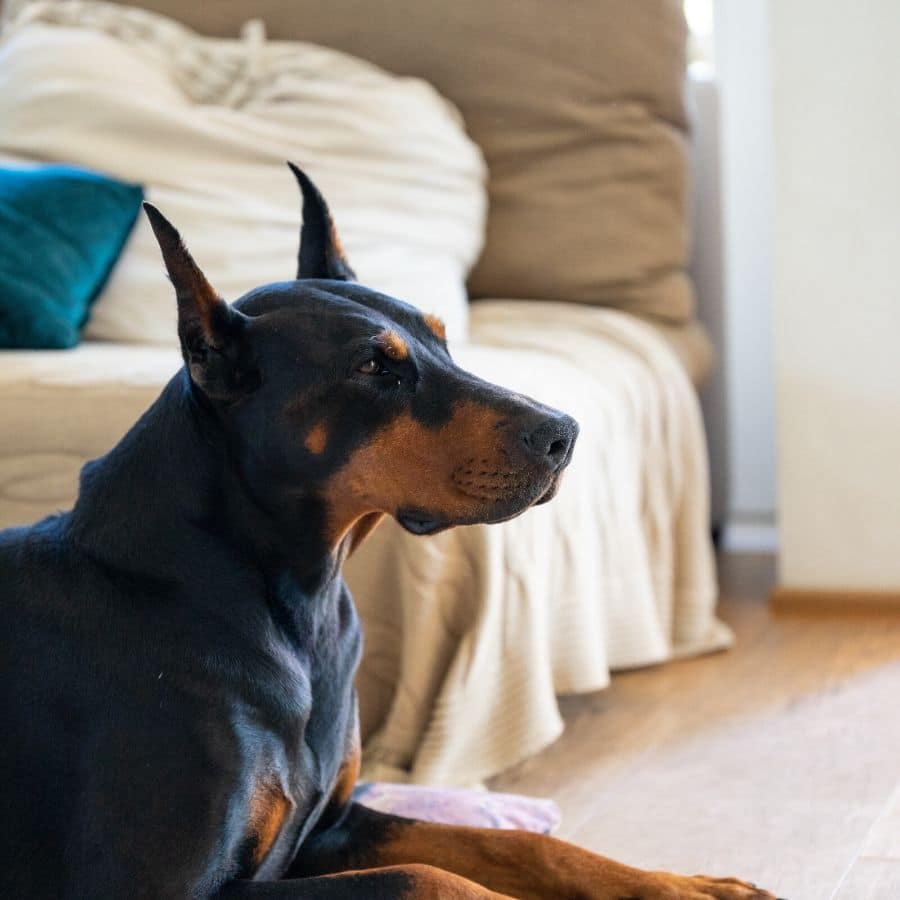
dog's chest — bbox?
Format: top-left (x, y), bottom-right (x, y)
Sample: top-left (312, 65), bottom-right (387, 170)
top-left (239, 580), bottom-right (362, 877)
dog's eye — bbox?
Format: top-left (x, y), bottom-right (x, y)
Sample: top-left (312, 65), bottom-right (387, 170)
top-left (355, 356), bottom-right (404, 389)
top-left (357, 358), bottom-right (386, 376)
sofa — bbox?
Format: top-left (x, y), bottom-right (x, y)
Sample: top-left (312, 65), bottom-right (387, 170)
top-left (0, 0), bottom-right (730, 786)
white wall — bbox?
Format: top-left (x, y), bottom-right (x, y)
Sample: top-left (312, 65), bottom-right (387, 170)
top-left (713, 0), bottom-right (778, 549)
top-left (771, 1), bottom-right (900, 589)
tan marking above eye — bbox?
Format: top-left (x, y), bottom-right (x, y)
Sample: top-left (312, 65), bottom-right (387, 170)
top-left (374, 329), bottom-right (409, 361)
top-left (423, 313), bottom-right (446, 342)
top-left (305, 422), bottom-right (328, 455)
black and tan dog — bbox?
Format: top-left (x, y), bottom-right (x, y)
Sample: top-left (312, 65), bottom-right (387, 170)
top-left (0, 166), bottom-right (776, 899)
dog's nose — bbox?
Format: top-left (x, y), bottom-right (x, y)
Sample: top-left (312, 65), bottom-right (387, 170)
top-left (520, 414), bottom-right (579, 471)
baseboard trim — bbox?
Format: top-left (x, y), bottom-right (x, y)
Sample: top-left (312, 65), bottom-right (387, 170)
top-left (771, 587), bottom-right (900, 612)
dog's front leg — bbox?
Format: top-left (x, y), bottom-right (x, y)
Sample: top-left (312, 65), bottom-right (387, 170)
top-left (290, 803), bottom-right (778, 900)
top-left (217, 865), bottom-right (514, 899)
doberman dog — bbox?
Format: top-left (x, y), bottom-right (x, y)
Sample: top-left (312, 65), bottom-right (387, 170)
top-left (0, 165), bottom-right (777, 899)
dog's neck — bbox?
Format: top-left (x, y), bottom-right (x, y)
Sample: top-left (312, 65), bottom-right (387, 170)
top-left (69, 370), bottom-right (347, 599)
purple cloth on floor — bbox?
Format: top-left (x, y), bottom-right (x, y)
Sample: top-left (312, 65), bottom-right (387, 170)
top-left (353, 782), bottom-right (561, 834)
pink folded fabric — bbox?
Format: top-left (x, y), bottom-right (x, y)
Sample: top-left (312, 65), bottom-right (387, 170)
top-left (354, 782), bottom-right (561, 834)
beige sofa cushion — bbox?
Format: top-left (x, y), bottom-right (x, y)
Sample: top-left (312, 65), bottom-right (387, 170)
top-left (0, 3), bottom-right (487, 344)
top-left (641, 316), bottom-right (714, 386)
top-left (100, 0), bottom-right (694, 323)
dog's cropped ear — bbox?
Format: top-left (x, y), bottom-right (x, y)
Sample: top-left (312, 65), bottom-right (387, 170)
top-left (143, 202), bottom-right (258, 402)
top-left (288, 162), bottom-right (356, 281)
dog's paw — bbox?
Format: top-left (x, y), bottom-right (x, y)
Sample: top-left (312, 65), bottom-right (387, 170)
top-left (641, 872), bottom-right (780, 900)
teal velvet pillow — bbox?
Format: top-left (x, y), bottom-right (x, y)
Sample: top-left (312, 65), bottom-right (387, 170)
top-left (0, 165), bottom-right (144, 349)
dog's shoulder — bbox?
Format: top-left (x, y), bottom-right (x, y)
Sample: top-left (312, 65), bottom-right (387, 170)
top-left (0, 513), bottom-right (79, 613)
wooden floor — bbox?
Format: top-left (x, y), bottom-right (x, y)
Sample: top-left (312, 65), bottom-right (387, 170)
top-left (490, 554), bottom-right (900, 900)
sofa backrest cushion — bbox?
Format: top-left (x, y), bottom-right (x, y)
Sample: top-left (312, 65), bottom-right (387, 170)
top-left (93, 0), bottom-right (694, 322)
top-left (0, 2), bottom-right (486, 345)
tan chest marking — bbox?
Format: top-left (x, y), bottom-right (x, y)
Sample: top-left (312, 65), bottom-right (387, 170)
top-left (316, 732), bottom-right (362, 833)
top-left (247, 779), bottom-right (292, 866)
top-left (330, 743), bottom-right (361, 813)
